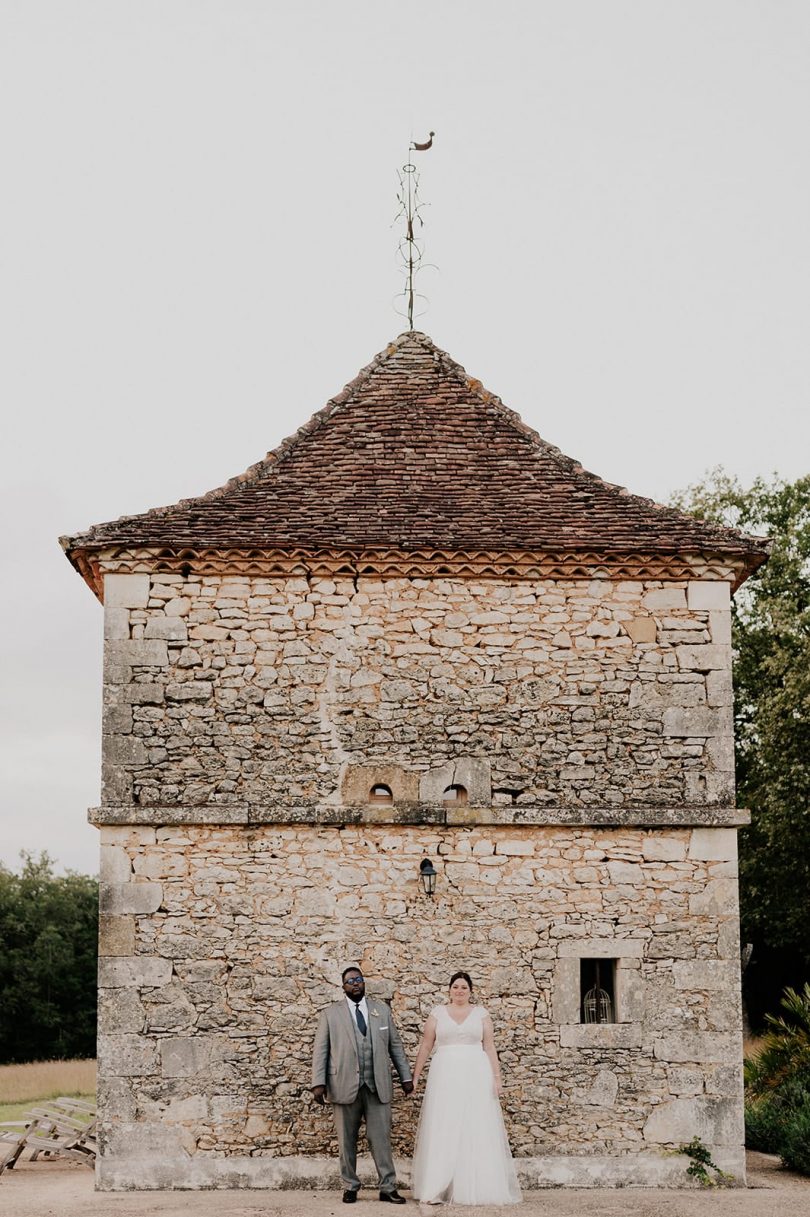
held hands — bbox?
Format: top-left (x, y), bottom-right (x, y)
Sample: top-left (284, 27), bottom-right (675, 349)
top-left (402, 1080), bottom-right (414, 1096)
top-left (311, 1085), bottom-right (327, 1106)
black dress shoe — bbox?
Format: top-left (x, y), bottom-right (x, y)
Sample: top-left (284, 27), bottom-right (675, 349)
top-left (379, 1190), bottom-right (406, 1203)
top-left (343, 1189), bottom-right (358, 1203)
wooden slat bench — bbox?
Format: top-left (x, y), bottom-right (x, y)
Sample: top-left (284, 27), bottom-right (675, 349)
top-left (0, 1097), bottom-right (96, 1174)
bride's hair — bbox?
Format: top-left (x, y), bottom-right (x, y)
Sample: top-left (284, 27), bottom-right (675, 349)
top-left (448, 970), bottom-right (473, 995)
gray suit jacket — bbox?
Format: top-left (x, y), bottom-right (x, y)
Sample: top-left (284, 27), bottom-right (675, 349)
top-left (311, 999), bottom-right (412, 1105)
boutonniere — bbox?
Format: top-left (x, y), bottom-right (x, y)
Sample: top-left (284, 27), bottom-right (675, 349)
top-left (370, 1006), bottom-right (381, 1017)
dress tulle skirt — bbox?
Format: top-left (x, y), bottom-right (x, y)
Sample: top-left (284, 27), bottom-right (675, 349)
top-left (411, 1045), bottom-right (522, 1205)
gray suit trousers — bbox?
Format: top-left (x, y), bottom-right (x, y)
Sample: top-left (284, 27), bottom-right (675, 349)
top-left (332, 1084), bottom-right (396, 1193)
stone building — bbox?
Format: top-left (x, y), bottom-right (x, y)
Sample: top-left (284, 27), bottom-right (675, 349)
top-left (62, 331), bottom-right (768, 1190)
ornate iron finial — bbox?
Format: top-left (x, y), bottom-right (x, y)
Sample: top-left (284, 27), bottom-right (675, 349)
top-left (395, 132), bottom-right (435, 330)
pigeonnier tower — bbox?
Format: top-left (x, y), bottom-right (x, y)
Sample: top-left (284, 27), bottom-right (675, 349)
top-left (63, 331), bottom-right (767, 1189)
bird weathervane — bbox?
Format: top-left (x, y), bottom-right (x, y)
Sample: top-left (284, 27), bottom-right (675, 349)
top-left (395, 131), bottom-right (435, 330)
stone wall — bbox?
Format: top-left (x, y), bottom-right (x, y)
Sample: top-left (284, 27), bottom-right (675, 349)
top-left (101, 573), bottom-right (734, 813)
top-left (97, 821), bottom-right (744, 1188)
top-left (95, 569), bottom-right (744, 1187)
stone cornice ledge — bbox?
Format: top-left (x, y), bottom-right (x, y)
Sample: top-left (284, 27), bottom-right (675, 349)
top-left (88, 803), bottom-right (751, 828)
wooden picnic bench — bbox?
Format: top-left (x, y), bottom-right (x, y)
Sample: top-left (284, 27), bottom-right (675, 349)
top-left (0, 1096), bottom-right (96, 1173)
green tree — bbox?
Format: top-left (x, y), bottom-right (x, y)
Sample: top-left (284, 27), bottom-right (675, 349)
top-left (672, 471), bottom-right (810, 1020)
top-left (0, 852), bottom-right (98, 1063)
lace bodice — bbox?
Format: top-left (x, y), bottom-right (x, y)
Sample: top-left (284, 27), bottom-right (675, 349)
top-left (432, 1003), bottom-right (487, 1048)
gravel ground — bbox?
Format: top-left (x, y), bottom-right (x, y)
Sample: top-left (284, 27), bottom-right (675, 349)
top-left (1, 1154), bottom-right (809, 1217)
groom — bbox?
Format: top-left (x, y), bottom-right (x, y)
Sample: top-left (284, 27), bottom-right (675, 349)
top-left (311, 967), bottom-right (413, 1204)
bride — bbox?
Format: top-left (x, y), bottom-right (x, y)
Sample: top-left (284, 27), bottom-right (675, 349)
top-left (409, 971), bottom-right (522, 1206)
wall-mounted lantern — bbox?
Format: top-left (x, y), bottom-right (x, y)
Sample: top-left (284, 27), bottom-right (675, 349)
top-left (419, 858), bottom-right (437, 897)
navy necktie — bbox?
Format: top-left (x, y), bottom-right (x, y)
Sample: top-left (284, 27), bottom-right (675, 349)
top-left (354, 1004), bottom-right (367, 1036)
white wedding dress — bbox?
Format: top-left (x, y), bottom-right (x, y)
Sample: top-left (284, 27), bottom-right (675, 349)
top-left (411, 1005), bottom-right (522, 1205)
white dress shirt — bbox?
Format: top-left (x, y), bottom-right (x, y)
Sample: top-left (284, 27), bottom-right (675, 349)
top-left (346, 994), bottom-right (369, 1027)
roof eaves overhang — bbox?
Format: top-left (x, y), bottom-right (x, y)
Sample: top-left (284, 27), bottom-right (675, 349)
top-left (60, 538), bottom-right (770, 605)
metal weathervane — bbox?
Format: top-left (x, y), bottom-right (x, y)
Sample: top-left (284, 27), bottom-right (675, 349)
top-left (395, 131), bottom-right (435, 330)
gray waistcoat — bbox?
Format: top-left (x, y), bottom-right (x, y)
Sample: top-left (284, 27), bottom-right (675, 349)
top-left (351, 1006), bottom-right (375, 1092)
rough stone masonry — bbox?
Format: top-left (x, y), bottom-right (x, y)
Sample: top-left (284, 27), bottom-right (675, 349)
top-left (62, 331), bottom-right (769, 1189)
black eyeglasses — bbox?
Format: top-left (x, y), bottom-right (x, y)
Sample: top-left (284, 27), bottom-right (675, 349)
top-left (343, 976), bottom-right (364, 985)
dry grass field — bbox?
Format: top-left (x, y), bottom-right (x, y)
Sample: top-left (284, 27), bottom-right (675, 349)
top-left (0, 1058), bottom-right (95, 1123)
top-left (744, 1035), bottom-right (765, 1060)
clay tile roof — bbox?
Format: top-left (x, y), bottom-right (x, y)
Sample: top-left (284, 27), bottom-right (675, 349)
top-left (62, 330), bottom-right (769, 563)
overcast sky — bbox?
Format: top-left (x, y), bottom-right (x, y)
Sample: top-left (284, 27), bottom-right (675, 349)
top-left (1, 1), bottom-right (808, 876)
